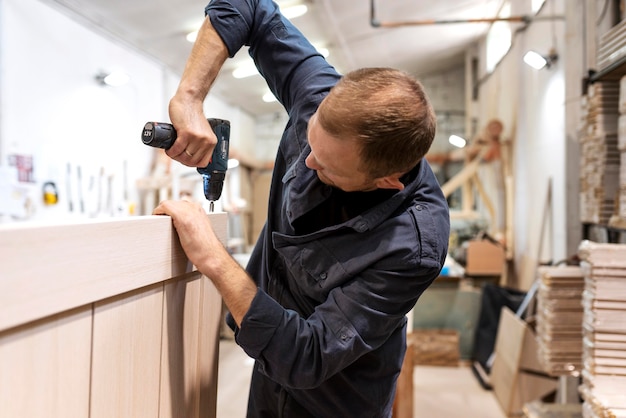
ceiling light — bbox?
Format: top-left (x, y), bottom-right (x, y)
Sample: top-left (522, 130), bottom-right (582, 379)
top-left (282, 4), bottom-right (308, 19)
top-left (232, 62), bottom-right (260, 79)
top-left (263, 92), bottom-right (277, 103)
top-left (95, 71), bottom-right (130, 86)
top-left (523, 49), bottom-right (558, 70)
top-left (448, 135), bottom-right (466, 148)
top-left (186, 30), bottom-right (198, 43)
top-left (312, 43), bottom-right (330, 58)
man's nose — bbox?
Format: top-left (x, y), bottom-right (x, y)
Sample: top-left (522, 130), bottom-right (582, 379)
top-left (305, 153), bottom-right (320, 170)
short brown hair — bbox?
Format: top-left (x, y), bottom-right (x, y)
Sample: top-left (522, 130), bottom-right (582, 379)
top-left (316, 68), bottom-right (436, 178)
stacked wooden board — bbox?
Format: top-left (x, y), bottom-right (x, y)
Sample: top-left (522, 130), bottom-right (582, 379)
top-left (577, 241), bottom-right (626, 418)
top-left (612, 75), bottom-right (626, 228)
top-left (597, 19), bottom-right (626, 72)
top-left (536, 266), bottom-right (585, 376)
top-left (580, 82), bottom-right (620, 225)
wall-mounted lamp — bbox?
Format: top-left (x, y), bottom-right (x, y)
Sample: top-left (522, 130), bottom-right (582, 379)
top-left (448, 135), bottom-right (467, 148)
top-left (95, 71), bottom-right (130, 87)
top-left (523, 48), bottom-right (558, 70)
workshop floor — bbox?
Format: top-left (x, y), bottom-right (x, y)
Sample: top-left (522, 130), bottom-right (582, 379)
top-left (216, 338), bottom-right (506, 418)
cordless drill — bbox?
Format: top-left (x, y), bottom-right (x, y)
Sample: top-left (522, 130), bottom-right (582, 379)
top-left (141, 118), bottom-right (230, 212)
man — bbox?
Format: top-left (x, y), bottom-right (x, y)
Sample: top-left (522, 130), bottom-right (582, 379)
top-left (154, 0), bottom-right (450, 416)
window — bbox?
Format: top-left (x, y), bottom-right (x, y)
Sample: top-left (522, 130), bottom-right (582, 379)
top-left (485, 2), bottom-right (512, 73)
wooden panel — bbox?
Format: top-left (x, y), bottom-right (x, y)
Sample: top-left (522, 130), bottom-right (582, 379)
top-left (0, 213), bottom-right (227, 332)
top-left (0, 306), bottom-right (92, 418)
top-left (197, 278), bottom-right (222, 416)
top-left (90, 284), bottom-right (165, 418)
top-left (159, 273), bottom-right (222, 418)
top-left (0, 213), bottom-right (227, 418)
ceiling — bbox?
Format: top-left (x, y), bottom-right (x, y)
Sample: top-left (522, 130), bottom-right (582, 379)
top-left (45, 0), bottom-right (504, 117)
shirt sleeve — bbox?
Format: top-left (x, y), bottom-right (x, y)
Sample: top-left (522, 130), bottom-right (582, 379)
top-left (205, 0), bottom-right (340, 114)
top-left (235, 264), bottom-right (439, 390)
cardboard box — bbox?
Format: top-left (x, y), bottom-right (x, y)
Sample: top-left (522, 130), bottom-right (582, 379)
top-left (408, 329), bottom-right (459, 367)
top-left (491, 308), bottom-right (557, 417)
top-left (465, 240), bottom-right (505, 276)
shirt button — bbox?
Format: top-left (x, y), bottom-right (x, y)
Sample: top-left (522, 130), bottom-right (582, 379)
top-left (415, 205), bottom-right (423, 211)
top-left (320, 272), bottom-right (327, 280)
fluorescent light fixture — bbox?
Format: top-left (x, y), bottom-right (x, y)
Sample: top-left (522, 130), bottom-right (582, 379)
top-left (312, 43), bottom-right (330, 58)
top-left (263, 91), bottom-right (278, 103)
top-left (186, 30), bottom-right (198, 43)
top-left (95, 71), bottom-right (130, 87)
top-left (232, 61), bottom-right (260, 79)
top-left (282, 4), bottom-right (308, 19)
top-left (523, 49), bottom-right (558, 70)
top-left (233, 45), bottom-right (327, 79)
top-left (448, 135), bottom-right (467, 148)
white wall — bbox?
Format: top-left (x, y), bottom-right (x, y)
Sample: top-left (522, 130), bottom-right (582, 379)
top-left (475, 0), bottom-right (567, 289)
top-left (0, 0), bottom-right (254, 222)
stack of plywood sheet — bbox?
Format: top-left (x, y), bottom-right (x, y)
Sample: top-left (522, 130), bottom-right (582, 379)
top-left (536, 266), bottom-right (585, 376)
top-left (612, 75), bottom-right (626, 228)
top-left (597, 19), bottom-right (626, 72)
top-left (580, 82), bottom-right (620, 225)
top-left (577, 241), bottom-right (626, 418)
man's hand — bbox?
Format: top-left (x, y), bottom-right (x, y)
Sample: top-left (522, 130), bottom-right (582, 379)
top-left (165, 111), bottom-right (217, 169)
top-left (153, 200), bottom-right (218, 272)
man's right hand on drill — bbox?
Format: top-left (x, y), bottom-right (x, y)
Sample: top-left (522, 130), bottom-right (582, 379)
top-left (165, 99), bottom-right (217, 169)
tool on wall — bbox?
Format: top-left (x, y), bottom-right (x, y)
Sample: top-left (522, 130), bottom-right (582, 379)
top-left (141, 118), bottom-right (230, 212)
top-left (42, 181), bottom-right (59, 205)
top-left (77, 165), bottom-right (85, 214)
top-left (66, 163), bottom-right (74, 212)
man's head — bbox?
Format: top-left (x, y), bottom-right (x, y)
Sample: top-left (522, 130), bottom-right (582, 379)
top-left (306, 67), bottom-right (436, 192)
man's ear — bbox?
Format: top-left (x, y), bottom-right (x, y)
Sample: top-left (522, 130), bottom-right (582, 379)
top-left (374, 174), bottom-right (405, 191)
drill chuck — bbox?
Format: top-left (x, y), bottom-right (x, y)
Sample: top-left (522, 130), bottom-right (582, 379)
top-left (141, 118), bottom-right (230, 207)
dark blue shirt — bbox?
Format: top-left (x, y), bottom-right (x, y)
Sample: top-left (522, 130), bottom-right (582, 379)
top-left (207, 1), bottom-right (450, 416)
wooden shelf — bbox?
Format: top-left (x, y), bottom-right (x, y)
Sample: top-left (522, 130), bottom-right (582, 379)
top-left (582, 222), bottom-right (626, 244)
top-left (589, 57), bottom-right (626, 83)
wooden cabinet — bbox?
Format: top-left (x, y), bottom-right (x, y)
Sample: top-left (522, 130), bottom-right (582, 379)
top-left (0, 214), bottom-right (226, 418)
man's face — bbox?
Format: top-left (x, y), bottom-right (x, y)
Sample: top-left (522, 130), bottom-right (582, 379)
top-left (305, 113), bottom-right (377, 192)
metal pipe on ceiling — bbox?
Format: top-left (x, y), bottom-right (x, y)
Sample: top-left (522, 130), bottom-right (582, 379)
top-left (369, 0), bottom-right (563, 28)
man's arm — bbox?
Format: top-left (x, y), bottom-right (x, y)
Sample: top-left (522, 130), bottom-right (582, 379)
top-left (153, 200), bottom-right (256, 327)
top-left (167, 16), bottom-right (229, 168)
